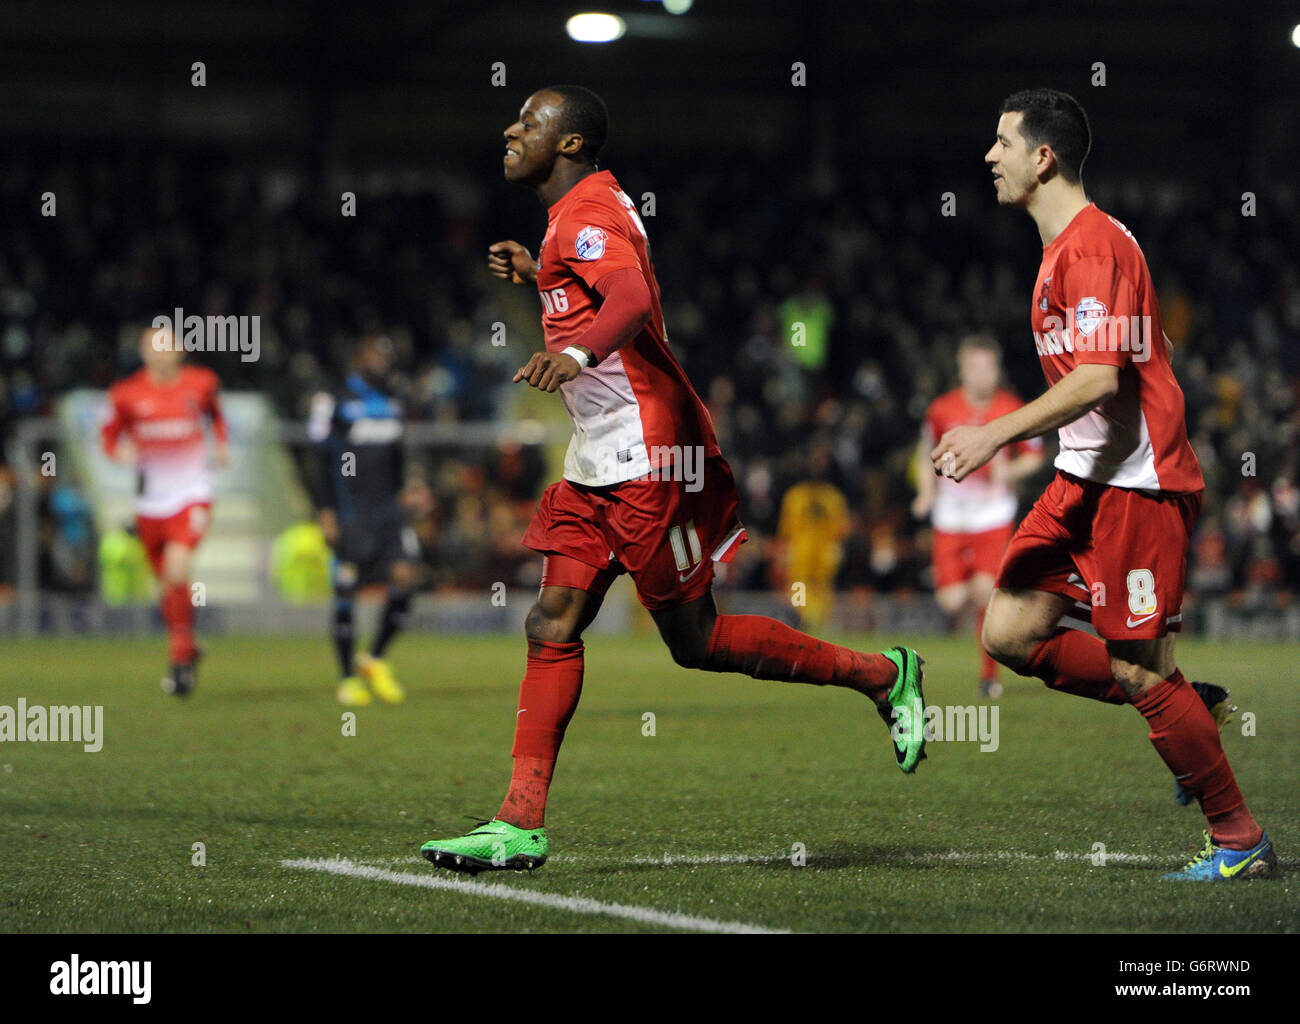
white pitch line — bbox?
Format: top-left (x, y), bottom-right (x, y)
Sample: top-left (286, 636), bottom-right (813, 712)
top-left (281, 857), bottom-right (787, 934)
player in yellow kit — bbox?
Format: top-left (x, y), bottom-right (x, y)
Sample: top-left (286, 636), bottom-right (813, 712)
top-left (778, 448), bottom-right (849, 630)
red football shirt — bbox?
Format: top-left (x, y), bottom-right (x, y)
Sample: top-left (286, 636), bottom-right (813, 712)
top-left (1031, 203), bottom-right (1203, 493)
top-left (924, 388), bottom-right (1041, 532)
top-left (536, 170), bottom-right (720, 486)
top-left (101, 365), bottom-right (226, 517)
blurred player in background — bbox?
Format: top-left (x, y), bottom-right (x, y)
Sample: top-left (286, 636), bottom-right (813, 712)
top-left (101, 325), bottom-right (226, 696)
top-left (420, 85), bottom-right (927, 875)
top-left (935, 88), bottom-right (1272, 880)
top-left (777, 444), bottom-right (849, 630)
top-left (310, 334), bottom-right (419, 707)
top-left (912, 335), bottom-right (1043, 698)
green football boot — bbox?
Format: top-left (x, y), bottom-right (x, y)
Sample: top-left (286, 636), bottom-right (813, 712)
top-left (421, 819), bottom-right (548, 875)
top-left (875, 646), bottom-right (927, 773)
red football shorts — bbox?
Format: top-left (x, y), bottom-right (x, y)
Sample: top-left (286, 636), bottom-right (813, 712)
top-left (932, 523), bottom-right (1015, 589)
top-left (995, 471), bottom-right (1201, 640)
top-left (136, 502), bottom-right (211, 575)
top-left (522, 456), bottom-right (747, 611)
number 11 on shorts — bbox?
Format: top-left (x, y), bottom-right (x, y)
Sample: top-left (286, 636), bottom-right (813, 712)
top-left (670, 520), bottom-right (704, 580)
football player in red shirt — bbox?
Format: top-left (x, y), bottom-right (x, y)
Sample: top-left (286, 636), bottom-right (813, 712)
top-left (421, 86), bottom-right (927, 874)
top-left (934, 89), bottom-right (1272, 880)
top-left (913, 335), bottom-right (1043, 698)
top-left (102, 326), bottom-right (227, 696)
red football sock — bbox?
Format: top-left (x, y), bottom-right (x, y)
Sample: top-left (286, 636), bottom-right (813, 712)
top-left (161, 582), bottom-right (197, 665)
top-left (496, 640), bottom-right (585, 829)
top-left (704, 615), bottom-right (897, 699)
top-left (975, 609), bottom-right (998, 681)
top-left (1022, 628), bottom-right (1128, 704)
top-left (1133, 669), bottom-right (1262, 850)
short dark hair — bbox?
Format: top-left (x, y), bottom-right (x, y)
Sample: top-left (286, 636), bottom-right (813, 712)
top-left (544, 84), bottom-right (609, 162)
top-left (999, 88), bottom-right (1091, 184)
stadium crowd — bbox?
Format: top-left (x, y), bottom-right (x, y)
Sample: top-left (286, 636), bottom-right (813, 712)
top-left (1, 145), bottom-right (1296, 602)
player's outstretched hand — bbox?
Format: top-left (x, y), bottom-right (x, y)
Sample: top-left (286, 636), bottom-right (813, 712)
top-left (514, 350), bottom-right (581, 393)
top-left (931, 424), bottom-right (1002, 483)
top-left (488, 240), bottom-right (538, 285)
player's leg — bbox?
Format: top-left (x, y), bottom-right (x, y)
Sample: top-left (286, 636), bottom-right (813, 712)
top-left (421, 565), bottom-right (610, 873)
top-left (934, 583), bottom-right (968, 620)
top-left (356, 555), bottom-right (419, 704)
top-left (650, 587), bottom-right (926, 772)
top-left (496, 575), bottom-right (607, 826)
top-left (159, 540), bottom-right (196, 657)
top-left (1107, 635), bottom-right (1273, 879)
top-left (617, 455), bottom-right (926, 770)
top-left (154, 503), bottom-right (210, 695)
top-left (793, 542), bottom-right (839, 630)
top-left (422, 477), bottom-right (621, 871)
top-left (370, 558), bottom-right (417, 660)
top-left (137, 514), bottom-right (169, 689)
top-left (984, 476), bottom-right (1129, 704)
top-left (931, 530), bottom-right (969, 628)
top-left (933, 530), bottom-right (996, 697)
top-left (981, 585), bottom-right (1128, 704)
top-left (803, 573), bottom-right (835, 631)
top-left (1173, 681), bottom-right (1237, 805)
top-left (1086, 485), bottom-right (1270, 878)
top-left (157, 539), bottom-right (200, 694)
top-left (329, 557), bottom-right (367, 706)
top-left (650, 588), bottom-right (893, 695)
top-left (971, 523), bottom-right (1014, 698)
top-left (969, 572), bottom-right (1000, 697)
top-left (934, 578), bottom-right (977, 693)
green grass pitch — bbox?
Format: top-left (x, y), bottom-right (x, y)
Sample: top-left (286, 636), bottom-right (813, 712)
top-left (0, 631), bottom-right (1294, 933)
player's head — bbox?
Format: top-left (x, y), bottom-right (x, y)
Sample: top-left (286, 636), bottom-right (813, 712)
top-left (987, 89), bottom-right (1090, 206)
top-left (139, 324), bottom-right (183, 376)
top-left (354, 334), bottom-right (395, 381)
top-left (503, 85), bottom-right (608, 185)
top-left (956, 333), bottom-right (1002, 401)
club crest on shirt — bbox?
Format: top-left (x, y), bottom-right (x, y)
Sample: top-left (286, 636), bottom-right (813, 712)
top-left (1074, 296), bottom-right (1109, 336)
top-left (574, 225), bottom-right (607, 261)
top-left (1039, 277), bottom-right (1051, 311)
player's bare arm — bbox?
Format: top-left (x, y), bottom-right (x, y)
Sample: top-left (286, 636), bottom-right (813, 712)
top-left (932, 363), bottom-right (1118, 481)
top-left (488, 240), bottom-right (538, 285)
